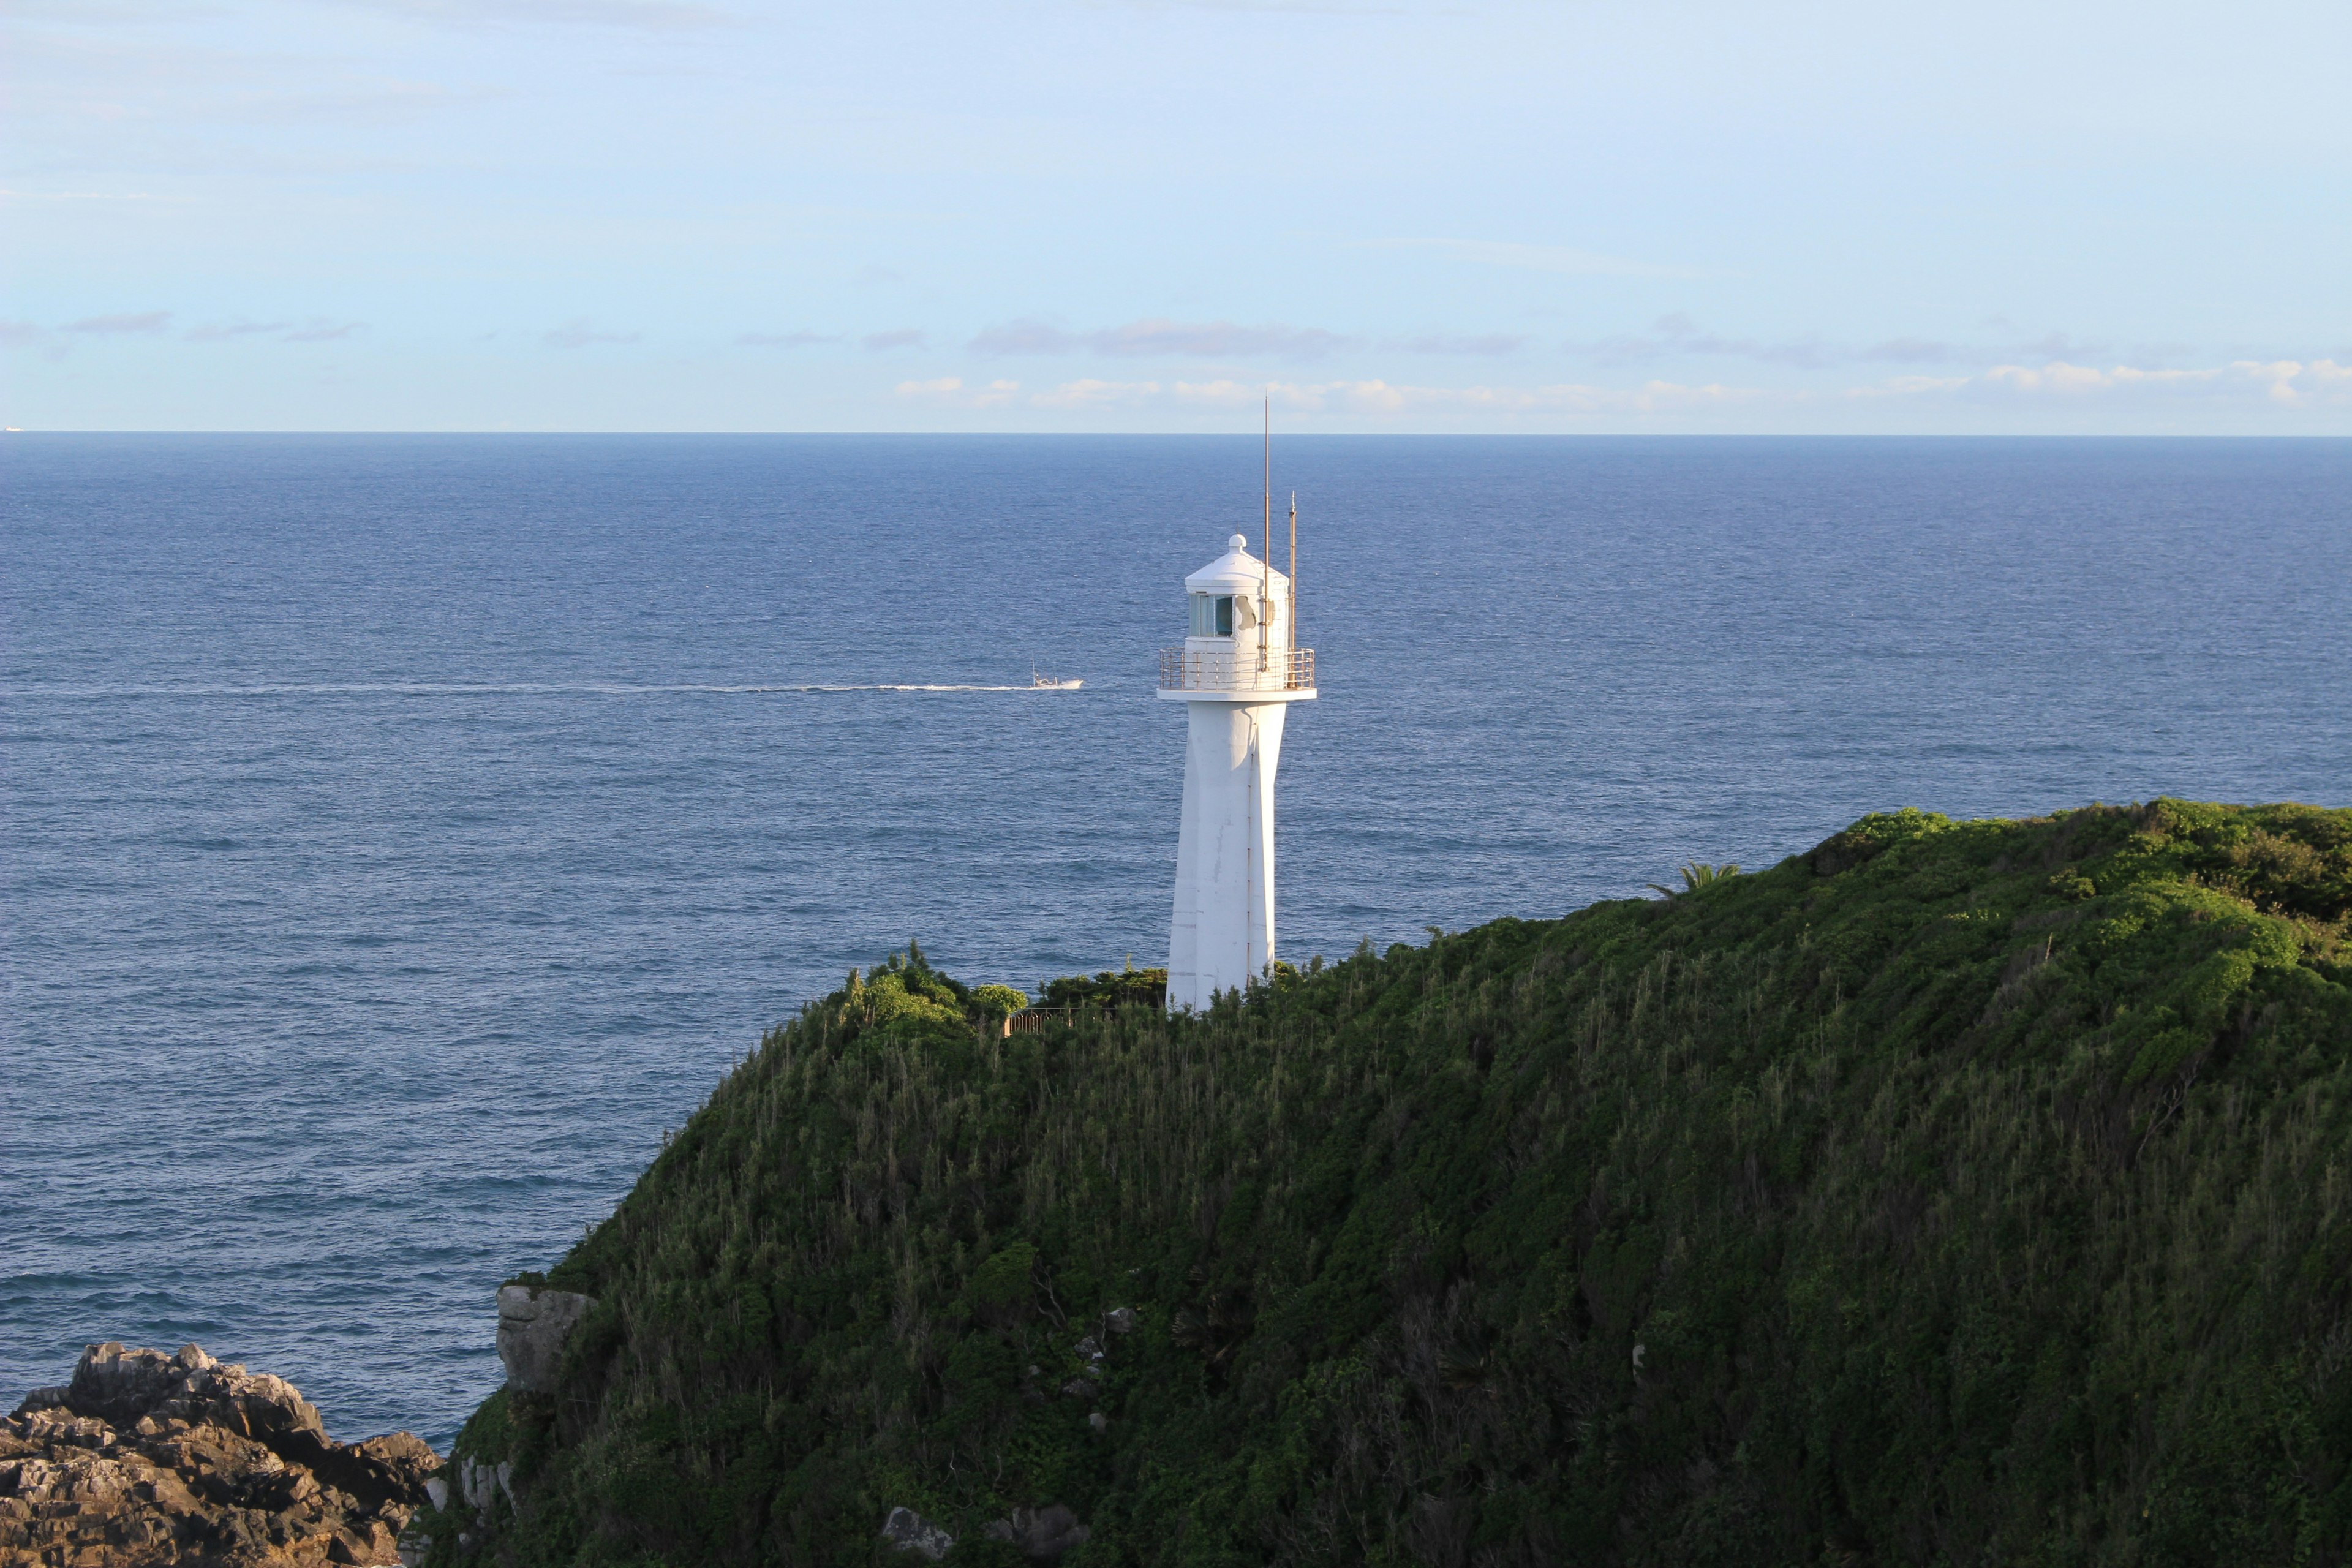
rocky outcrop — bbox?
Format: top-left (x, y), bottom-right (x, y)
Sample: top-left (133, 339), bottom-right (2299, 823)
top-left (881, 1502), bottom-right (1088, 1561)
top-left (878, 1506), bottom-right (954, 1560)
top-left (493, 1287), bottom-right (594, 1395)
top-left (0, 1343), bottom-right (437, 1567)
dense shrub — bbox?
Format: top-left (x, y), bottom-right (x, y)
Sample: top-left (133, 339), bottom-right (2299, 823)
top-left (441, 800), bottom-right (2352, 1567)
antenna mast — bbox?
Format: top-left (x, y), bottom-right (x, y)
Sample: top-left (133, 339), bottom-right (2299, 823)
top-left (1260, 398), bottom-right (1272, 673)
top-left (1289, 489), bottom-right (1298, 652)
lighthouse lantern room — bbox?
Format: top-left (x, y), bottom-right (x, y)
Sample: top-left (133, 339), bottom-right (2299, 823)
top-left (1159, 517), bottom-right (1317, 1011)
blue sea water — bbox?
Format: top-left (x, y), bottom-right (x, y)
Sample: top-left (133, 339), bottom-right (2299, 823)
top-left (3, 434), bottom-right (2347, 1448)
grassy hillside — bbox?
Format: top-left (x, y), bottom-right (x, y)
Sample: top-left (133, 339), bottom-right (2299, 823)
top-left (430, 800), bottom-right (2352, 1567)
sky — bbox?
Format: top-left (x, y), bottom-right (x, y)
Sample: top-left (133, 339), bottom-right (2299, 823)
top-left (4, 0), bottom-right (2349, 433)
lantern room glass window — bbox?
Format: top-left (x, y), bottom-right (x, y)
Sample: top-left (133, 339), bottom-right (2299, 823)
top-left (1190, 594), bottom-right (1234, 636)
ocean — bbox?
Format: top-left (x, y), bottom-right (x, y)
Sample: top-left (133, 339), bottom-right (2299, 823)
top-left (3, 434), bottom-right (2346, 1447)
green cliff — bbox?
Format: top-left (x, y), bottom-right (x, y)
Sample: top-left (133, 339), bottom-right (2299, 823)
top-left (426, 799), bottom-right (2352, 1566)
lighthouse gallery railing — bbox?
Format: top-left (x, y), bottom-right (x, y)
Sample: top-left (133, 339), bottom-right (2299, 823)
top-left (1158, 646), bottom-right (1315, 693)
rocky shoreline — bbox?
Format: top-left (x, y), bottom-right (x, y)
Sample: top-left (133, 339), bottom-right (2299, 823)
top-left (0, 1344), bottom-right (439, 1567)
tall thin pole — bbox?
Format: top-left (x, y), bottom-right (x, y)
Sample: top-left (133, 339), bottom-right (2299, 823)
top-left (1289, 489), bottom-right (1298, 657)
top-left (1260, 398), bottom-right (1272, 673)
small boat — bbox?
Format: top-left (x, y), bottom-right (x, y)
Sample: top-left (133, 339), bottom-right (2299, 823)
top-left (1031, 666), bottom-right (1084, 690)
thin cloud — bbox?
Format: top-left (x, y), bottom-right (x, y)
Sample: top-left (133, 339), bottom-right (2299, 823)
top-left (862, 329), bottom-right (926, 351)
top-left (1024, 375), bottom-right (1770, 417)
top-left (66, 311), bottom-right (172, 334)
top-left (544, 318), bottom-right (640, 348)
top-left (916, 356), bottom-right (2352, 421)
top-left (1858, 337), bottom-right (1962, 364)
top-left (1849, 358), bottom-right (2349, 406)
top-left (1096, 319), bottom-right (1355, 358)
top-left (1233, 377), bottom-right (1762, 415)
top-left (1980, 359), bottom-right (2350, 402)
top-left (2011, 332), bottom-right (2109, 363)
top-left (970, 320), bottom-right (1080, 355)
top-left (970, 317), bottom-right (1359, 360)
top-left (737, 330), bottom-right (839, 348)
top-left (1365, 237), bottom-right (1709, 281)
top-left (1385, 333), bottom-right (1529, 355)
top-left (283, 322), bottom-right (364, 342)
top-left (0, 320), bottom-right (41, 349)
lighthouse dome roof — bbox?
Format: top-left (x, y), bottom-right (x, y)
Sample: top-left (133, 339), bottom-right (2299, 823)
top-left (1186, 532), bottom-right (1289, 597)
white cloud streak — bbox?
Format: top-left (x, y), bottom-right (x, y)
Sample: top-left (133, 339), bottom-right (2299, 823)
top-left (970, 318), bottom-right (1358, 360)
top-left (907, 375), bottom-right (1766, 416)
top-left (896, 357), bottom-right (2351, 421)
top-left (1904, 358), bottom-right (2349, 405)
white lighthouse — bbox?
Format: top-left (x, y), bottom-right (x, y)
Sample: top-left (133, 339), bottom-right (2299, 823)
top-left (1160, 516), bottom-right (1316, 1011)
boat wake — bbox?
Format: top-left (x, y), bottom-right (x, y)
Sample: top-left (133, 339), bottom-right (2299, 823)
top-left (3, 680), bottom-right (1087, 699)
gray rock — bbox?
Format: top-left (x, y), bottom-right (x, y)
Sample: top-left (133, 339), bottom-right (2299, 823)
top-left (9, 1386), bottom-right (69, 1417)
top-left (1104, 1306), bottom-right (1139, 1335)
top-left (496, 1285), bottom-right (596, 1394)
top-left (58, 1341), bottom-right (328, 1444)
top-left (1, 1341), bottom-right (440, 1567)
top-left (1088, 1412), bottom-right (1108, 1434)
top-left (985, 1503), bottom-right (1091, 1559)
top-left (1060, 1379), bottom-right (1092, 1398)
top-left (880, 1504), bottom-right (956, 1560)
top-left (456, 1453), bottom-right (510, 1516)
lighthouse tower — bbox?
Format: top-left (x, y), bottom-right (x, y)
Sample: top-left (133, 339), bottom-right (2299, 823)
top-left (1159, 522), bottom-right (1316, 1011)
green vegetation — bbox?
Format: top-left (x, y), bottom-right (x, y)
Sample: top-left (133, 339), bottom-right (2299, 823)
top-left (1648, 861), bottom-right (1740, 899)
top-left (1036, 961), bottom-right (1167, 1012)
top-left (438, 801), bottom-right (2352, 1567)
top-left (973, 986), bottom-right (1031, 1021)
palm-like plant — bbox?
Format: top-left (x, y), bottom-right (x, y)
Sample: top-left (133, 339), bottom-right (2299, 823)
top-left (1648, 861), bottom-right (1740, 899)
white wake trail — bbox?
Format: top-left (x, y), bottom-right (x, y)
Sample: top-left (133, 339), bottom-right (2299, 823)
top-left (3, 680), bottom-right (1087, 699)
